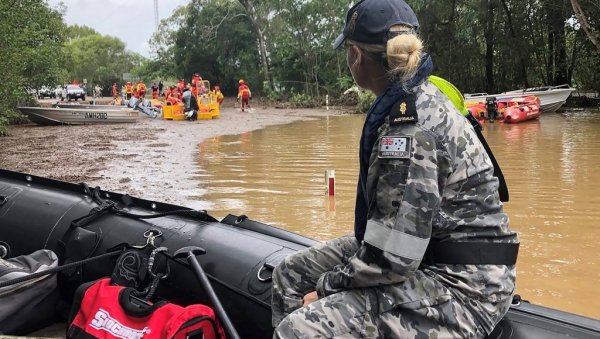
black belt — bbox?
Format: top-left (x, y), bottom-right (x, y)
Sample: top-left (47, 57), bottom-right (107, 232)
top-left (422, 241), bottom-right (519, 265)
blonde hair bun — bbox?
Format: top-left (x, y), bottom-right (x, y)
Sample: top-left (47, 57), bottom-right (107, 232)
top-left (386, 33), bottom-right (423, 81)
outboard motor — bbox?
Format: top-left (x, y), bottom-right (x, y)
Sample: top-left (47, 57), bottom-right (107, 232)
top-left (485, 96), bottom-right (498, 123)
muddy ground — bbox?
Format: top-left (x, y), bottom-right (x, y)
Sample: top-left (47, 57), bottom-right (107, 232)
top-left (0, 97), bottom-right (350, 206)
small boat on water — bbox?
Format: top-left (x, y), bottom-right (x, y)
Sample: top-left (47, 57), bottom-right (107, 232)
top-left (503, 96), bottom-right (541, 123)
top-left (465, 84), bottom-right (575, 113)
top-left (467, 96), bottom-right (541, 123)
top-left (17, 106), bottom-right (139, 126)
top-left (0, 168), bottom-right (599, 338)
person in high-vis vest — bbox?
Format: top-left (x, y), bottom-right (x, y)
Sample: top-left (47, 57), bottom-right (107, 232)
top-left (165, 86), bottom-right (181, 105)
top-left (214, 85), bottom-right (224, 106)
top-left (237, 80), bottom-right (251, 112)
top-left (271, 0), bottom-right (519, 338)
top-left (125, 81), bottom-right (132, 100)
top-left (191, 73), bottom-right (201, 97)
top-left (138, 80), bottom-right (147, 99)
top-left (111, 83), bottom-right (118, 100)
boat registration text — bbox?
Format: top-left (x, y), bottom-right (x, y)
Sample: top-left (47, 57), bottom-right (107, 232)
top-left (85, 112), bottom-right (108, 119)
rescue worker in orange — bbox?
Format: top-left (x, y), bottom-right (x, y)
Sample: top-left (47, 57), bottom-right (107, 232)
top-left (151, 83), bottom-right (159, 99)
top-left (165, 86), bottom-right (182, 105)
top-left (214, 85), bottom-right (224, 106)
top-left (177, 79), bottom-right (185, 92)
top-left (138, 80), bottom-right (147, 99)
top-left (111, 83), bottom-right (118, 100)
top-left (191, 73), bottom-right (201, 96)
top-left (125, 81), bottom-right (133, 100)
top-left (132, 82), bottom-right (139, 99)
top-left (237, 80), bottom-right (252, 112)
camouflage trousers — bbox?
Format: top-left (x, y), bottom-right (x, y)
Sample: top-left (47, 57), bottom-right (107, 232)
top-left (272, 235), bottom-right (510, 338)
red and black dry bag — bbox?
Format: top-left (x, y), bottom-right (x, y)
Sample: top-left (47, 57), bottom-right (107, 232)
top-left (67, 278), bottom-right (225, 339)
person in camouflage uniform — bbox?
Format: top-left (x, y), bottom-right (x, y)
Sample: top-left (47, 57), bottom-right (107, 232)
top-left (271, 0), bottom-right (519, 338)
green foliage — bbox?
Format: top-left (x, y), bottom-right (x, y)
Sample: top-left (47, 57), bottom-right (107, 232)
top-left (163, 0), bottom-right (263, 96)
top-left (336, 75), bottom-right (355, 93)
top-left (63, 33), bottom-right (142, 93)
top-left (0, 0), bottom-right (66, 134)
top-left (267, 0), bottom-right (349, 97)
top-left (288, 93), bottom-right (320, 108)
top-left (357, 90), bottom-right (376, 114)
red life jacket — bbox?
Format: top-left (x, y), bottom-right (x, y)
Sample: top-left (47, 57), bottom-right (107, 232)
top-left (68, 278), bottom-right (225, 339)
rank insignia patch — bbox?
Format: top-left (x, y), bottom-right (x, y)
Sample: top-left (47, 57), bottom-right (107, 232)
top-left (389, 94), bottom-right (418, 125)
top-left (378, 136), bottom-right (412, 158)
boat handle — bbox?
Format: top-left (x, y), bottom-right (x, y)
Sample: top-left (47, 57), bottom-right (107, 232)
top-left (257, 263), bottom-right (274, 282)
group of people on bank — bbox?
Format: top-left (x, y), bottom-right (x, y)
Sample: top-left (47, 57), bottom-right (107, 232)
top-left (105, 75), bottom-right (251, 113)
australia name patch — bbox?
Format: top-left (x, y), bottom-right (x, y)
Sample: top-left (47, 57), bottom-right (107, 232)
top-left (379, 136), bottom-right (411, 158)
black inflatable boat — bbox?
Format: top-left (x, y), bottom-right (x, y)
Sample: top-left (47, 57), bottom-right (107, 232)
top-left (0, 168), bottom-right (599, 338)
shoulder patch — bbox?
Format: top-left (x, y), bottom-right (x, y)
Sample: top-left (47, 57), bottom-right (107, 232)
top-left (379, 136), bottom-right (412, 159)
top-left (389, 94), bottom-right (418, 125)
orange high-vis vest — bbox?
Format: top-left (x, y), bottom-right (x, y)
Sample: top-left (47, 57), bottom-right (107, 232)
top-left (125, 84), bottom-right (132, 94)
top-left (238, 85), bottom-right (251, 99)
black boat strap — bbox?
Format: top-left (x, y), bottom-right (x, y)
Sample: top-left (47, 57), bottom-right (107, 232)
top-left (0, 248), bottom-right (124, 289)
top-left (466, 114), bottom-right (510, 202)
top-left (422, 241), bottom-right (519, 265)
top-left (58, 184), bottom-right (216, 258)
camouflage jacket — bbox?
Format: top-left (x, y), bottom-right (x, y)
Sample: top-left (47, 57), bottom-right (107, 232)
top-left (316, 80), bottom-right (519, 305)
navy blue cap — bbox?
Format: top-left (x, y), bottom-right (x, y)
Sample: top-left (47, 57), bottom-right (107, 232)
top-left (333, 0), bottom-right (419, 49)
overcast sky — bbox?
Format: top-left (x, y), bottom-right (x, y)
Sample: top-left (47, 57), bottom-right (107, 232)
top-left (48, 0), bottom-right (189, 57)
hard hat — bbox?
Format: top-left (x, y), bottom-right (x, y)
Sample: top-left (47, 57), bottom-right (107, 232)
top-left (239, 79), bottom-right (244, 84)
top-left (127, 81), bottom-right (131, 84)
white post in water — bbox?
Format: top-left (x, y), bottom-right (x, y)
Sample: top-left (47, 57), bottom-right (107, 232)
top-left (326, 94), bottom-right (329, 110)
top-left (325, 169), bottom-right (335, 196)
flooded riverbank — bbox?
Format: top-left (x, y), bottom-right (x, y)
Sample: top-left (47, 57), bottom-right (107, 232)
top-left (0, 103), bottom-right (349, 204)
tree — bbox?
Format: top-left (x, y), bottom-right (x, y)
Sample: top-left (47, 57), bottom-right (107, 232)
top-left (0, 0), bottom-right (66, 135)
top-left (237, 0), bottom-right (273, 90)
top-left (165, 0), bottom-right (262, 95)
top-left (63, 30), bottom-right (143, 93)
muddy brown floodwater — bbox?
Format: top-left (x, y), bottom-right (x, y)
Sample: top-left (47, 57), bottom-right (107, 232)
top-left (0, 99), bottom-right (349, 204)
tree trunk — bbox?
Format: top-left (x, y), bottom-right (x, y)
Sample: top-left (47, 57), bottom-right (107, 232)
top-left (570, 0), bottom-right (600, 50)
top-left (238, 0), bottom-right (273, 91)
top-left (499, 0), bottom-right (529, 87)
top-left (547, 0), bottom-right (569, 85)
top-left (483, 0), bottom-right (496, 92)
top-left (568, 32), bottom-right (578, 83)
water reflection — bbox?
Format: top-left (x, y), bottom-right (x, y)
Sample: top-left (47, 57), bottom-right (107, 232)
top-left (193, 111), bottom-right (600, 319)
